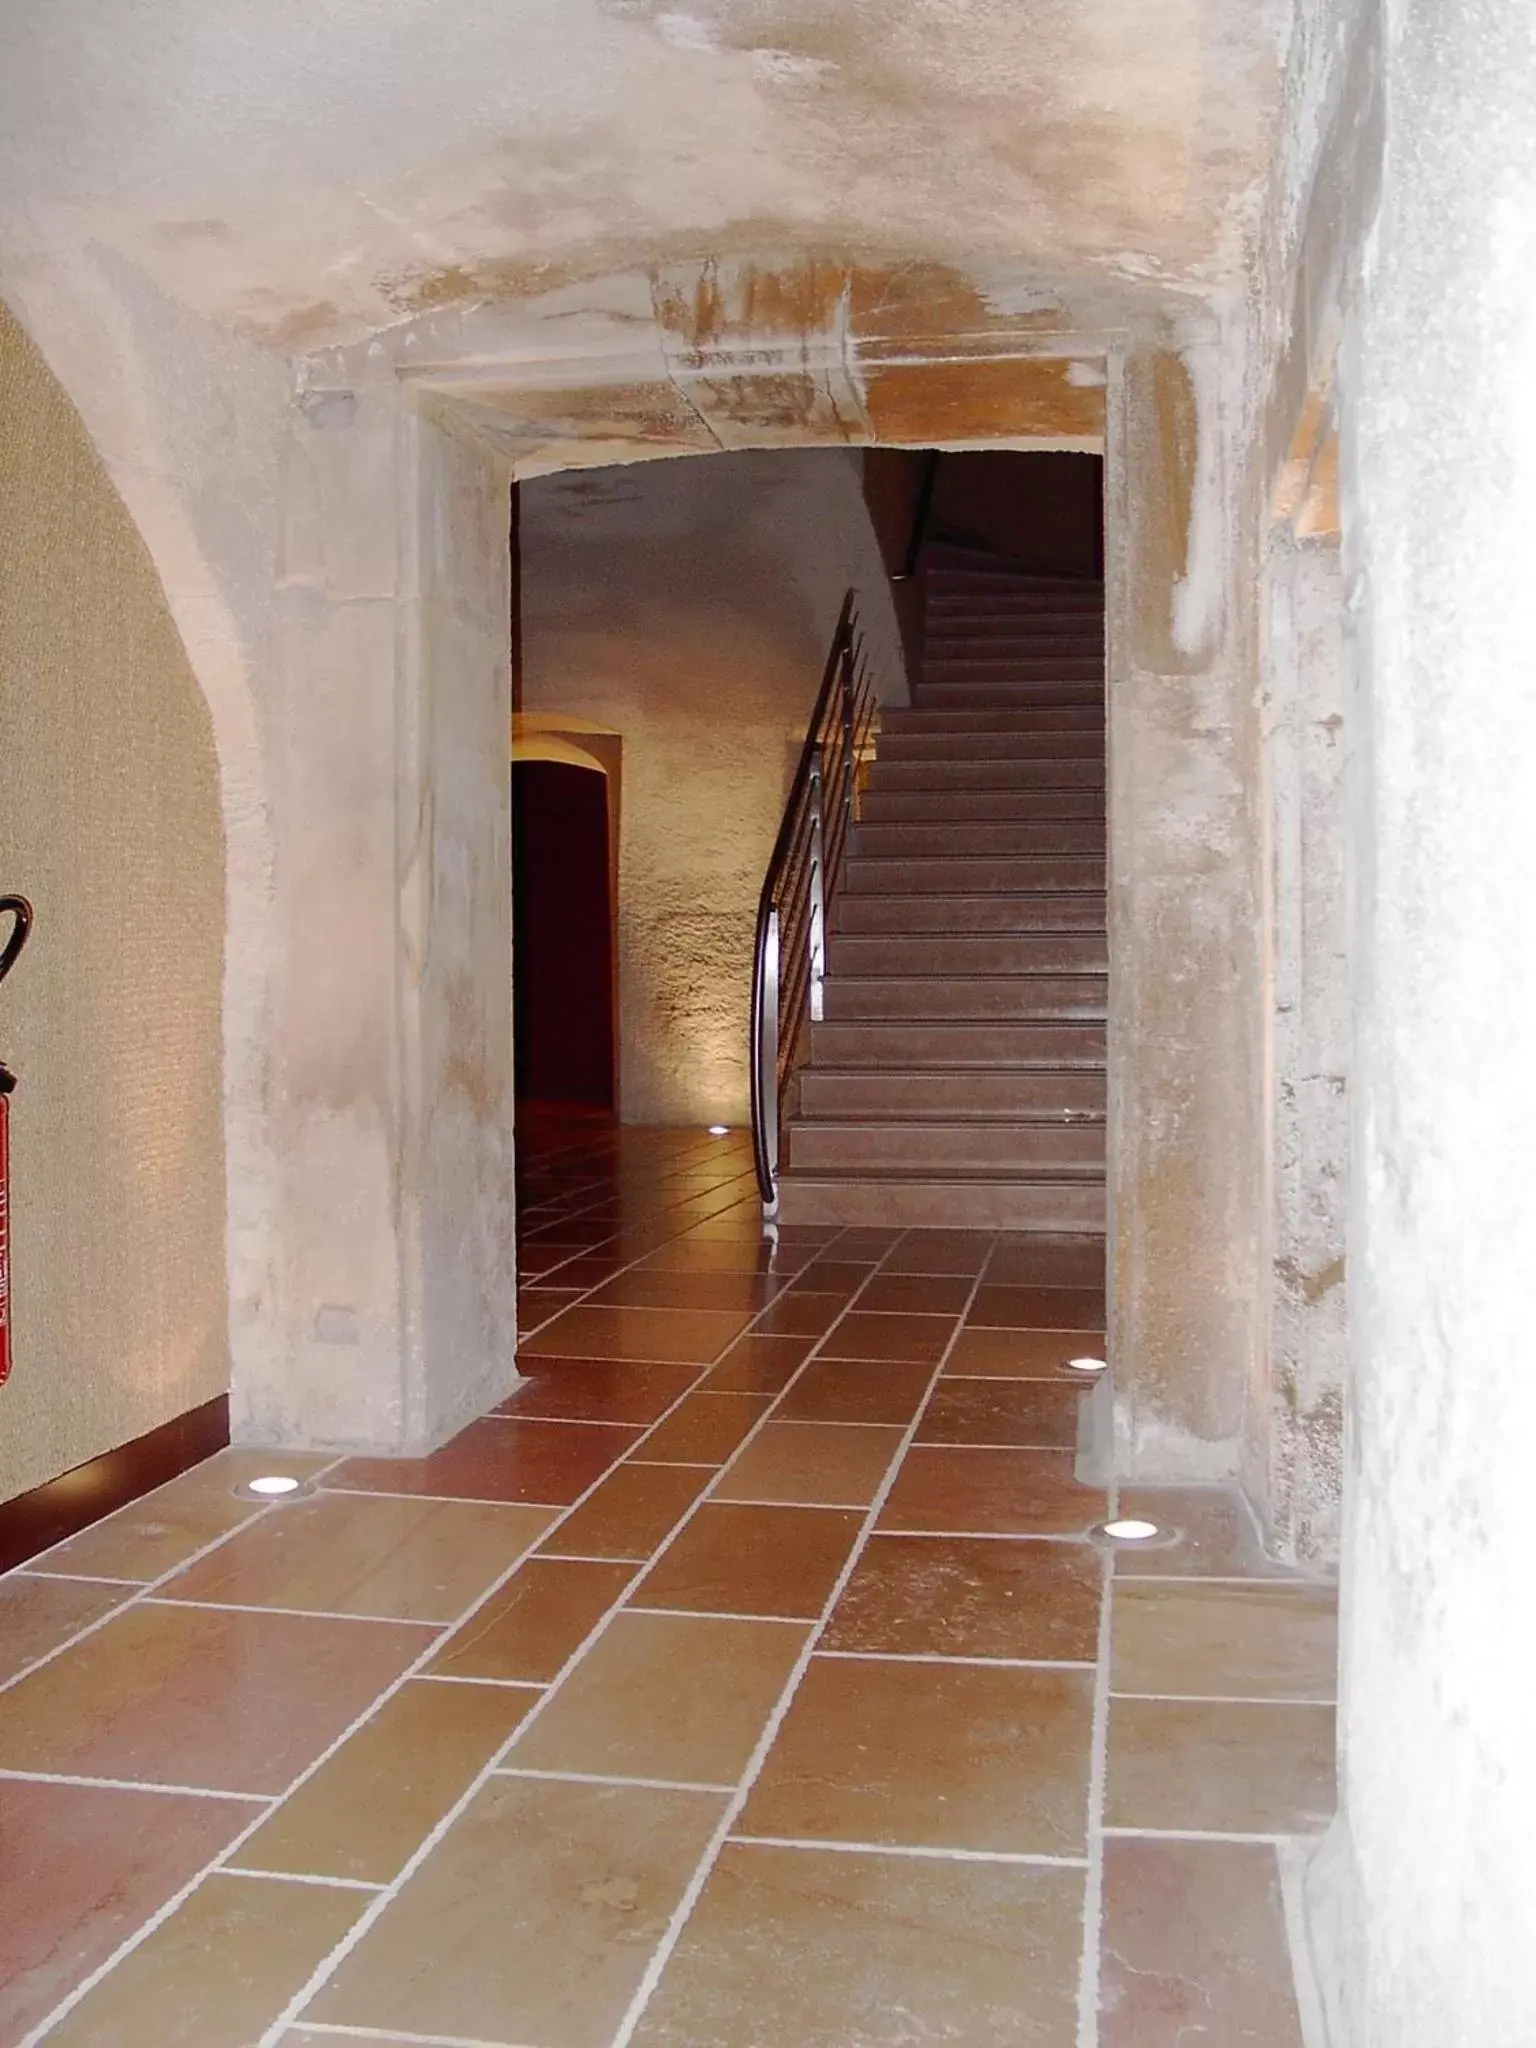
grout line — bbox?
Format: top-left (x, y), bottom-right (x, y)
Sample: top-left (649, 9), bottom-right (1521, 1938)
top-left (606, 1250), bottom-right (991, 2048)
top-left (19, 1356), bottom-right (721, 2048)
top-left (725, 1833), bottom-right (1090, 1868)
top-left (491, 1766), bottom-right (733, 1795)
top-left (13, 1570), bottom-right (147, 1586)
top-left (220, 1867), bottom-right (386, 1892)
top-left (814, 1648), bottom-right (1098, 1671)
top-left (606, 1606), bottom-right (810, 1629)
top-left (139, 1597), bottom-right (444, 1627)
top-left (1108, 1691), bottom-right (1338, 1707)
top-left (291, 2023), bottom-right (537, 2048)
top-left (312, 1486), bottom-right (577, 1509)
top-left (1099, 1824), bottom-right (1327, 1845)
top-left (0, 1767), bottom-right (273, 1803)
top-left (412, 1674), bottom-right (546, 1692)
top-left (242, 1251), bottom-right (899, 2048)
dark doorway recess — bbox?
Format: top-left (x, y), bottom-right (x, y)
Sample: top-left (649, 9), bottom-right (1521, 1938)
top-left (512, 760), bottom-right (616, 1110)
top-left (931, 450), bottom-right (1104, 579)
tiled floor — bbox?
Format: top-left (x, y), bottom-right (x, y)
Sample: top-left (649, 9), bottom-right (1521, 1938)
top-left (0, 1115), bottom-right (1336, 2046)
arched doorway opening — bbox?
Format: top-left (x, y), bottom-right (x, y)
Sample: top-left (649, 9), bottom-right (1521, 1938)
top-left (511, 754), bottom-right (616, 1112)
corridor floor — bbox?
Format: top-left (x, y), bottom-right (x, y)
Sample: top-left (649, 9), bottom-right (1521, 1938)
top-left (0, 1119), bottom-right (1335, 2046)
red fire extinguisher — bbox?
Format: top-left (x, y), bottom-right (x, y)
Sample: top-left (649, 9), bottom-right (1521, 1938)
top-left (0, 895), bottom-right (33, 1389)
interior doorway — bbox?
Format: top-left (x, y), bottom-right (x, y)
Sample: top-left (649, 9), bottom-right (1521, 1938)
top-left (511, 758), bottom-right (616, 1110)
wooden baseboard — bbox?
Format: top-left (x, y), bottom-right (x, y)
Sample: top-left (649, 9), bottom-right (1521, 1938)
top-left (0, 1393), bottom-right (230, 1574)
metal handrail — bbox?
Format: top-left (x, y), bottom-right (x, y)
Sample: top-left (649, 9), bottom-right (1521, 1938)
top-left (750, 592), bottom-right (885, 1213)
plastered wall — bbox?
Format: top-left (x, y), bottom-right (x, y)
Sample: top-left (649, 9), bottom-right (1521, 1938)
top-left (1305, 0), bottom-right (1536, 2039)
top-left (0, 299), bottom-right (227, 1501)
top-left (519, 448), bottom-right (904, 1126)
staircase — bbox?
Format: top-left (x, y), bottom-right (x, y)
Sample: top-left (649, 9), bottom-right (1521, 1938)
top-left (775, 540), bottom-right (1108, 1229)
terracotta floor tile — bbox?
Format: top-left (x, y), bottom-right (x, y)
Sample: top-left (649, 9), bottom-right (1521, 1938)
top-left (986, 1234), bottom-right (1107, 1289)
top-left (638, 1235), bottom-right (807, 1274)
top-left (853, 1271), bottom-right (975, 1315)
top-left (823, 1534), bottom-right (1103, 1661)
top-left (833, 1228), bottom-right (904, 1258)
top-left (328, 1417), bottom-right (641, 1506)
top-left (0, 1779), bottom-right (254, 2042)
top-left (426, 1557), bottom-right (635, 1682)
top-left (0, 1573), bottom-right (132, 1682)
top-left (306, 1777), bottom-right (725, 2046)
top-left (528, 1254), bottom-right (628, 1290)
top-left (740, 1656), bottom-right (1093, 1854)
top-left (1099, 1837), bottom-right (1303, 2047)
top-left (819, 1311), bottom-right (956, 1364)
top-left (776, 1357), bottom-right (934, 1425)
top-left (495, 1358), bottom-right (702, 1424)
top-left (632, 1841), bottom-right (1083, 2047)
top-left (28, 1449), bottom-right (334, 1583)
top-left (162, 1492), bottom-right (553, 1622)
top-left (237, 1677), bottom-right (539, 1882)
top-left (537, 1462), bottom-right (713, 1561)
top-left (715, 1422), bottom-right (904, 1507)
top-left (0, 1602), bottom-right (431, 1794)
top-left (944, 1326), bottom-right (1103, 1378)
top-left (1114, 1485), bottom-right (1293, 1579)
top-left (750, 1291), bottom-right (849, 1338)
top-left (884, 1228), bottom-right (995, 1275)
top-left (44, 1873), bottom-right (366, 2048)
top-left (880, 1447), bottom-right (1106, 1536)
top-left (640, 1389), bottom-right (773, 1465)
top-left (785, 1260), bottom-right (877, 1297)
top-left (521, 1302), bottom-right (751, 1363)
top-left (703, 1332), bottom-right (815, 1393)
top-left (1112, 1581), bottom-right (1338, 1700)
top-left (519, 1287), bottom-right (584, 1331)
top-left (631, 1504), bottom-right (863, 1620)
top-left (508, 1611), bottom-right (807, 1785)
top-left (918, 1378), bottom-right (1087, 1449)
top-left (586, 1268), bottom-right (786, 1311)
top-left (1105, 1698), bottom-right (1336, 1834)
top-left (969, 1285), bottom-right (1105, 1330)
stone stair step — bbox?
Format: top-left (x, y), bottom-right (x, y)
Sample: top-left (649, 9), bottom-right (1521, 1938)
top-left (861, 789), bottom-right (1104, 825)
top-left (809, 1019), bottom-right (1106, 1067)
top-left (834, 891), bottom-right (1106, 934)
top-left (797, 1066), bottom-right (1107, 1118)
top-left (774, 1171), bottom-right (1107, 1231)
top-left (824, 974), bottom-right (1107, 1022)
top-left (828, 932), bottom-right (1108, 977)
top-left (868, 757), bottom-right (1104, 791)
top-left (915, 688), bottom-right (1105, 712)
top-left (843, 854), bottom-right (1106, 893)
top-left (786, 1116), bottom-right (1107, 1174)
top-left (852, 819), bottom-right (1104, 858)
top-left (877, 731), bottom-right (1104, 763)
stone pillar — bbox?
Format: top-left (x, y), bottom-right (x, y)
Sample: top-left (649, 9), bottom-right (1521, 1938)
top-left (231, 385), bottom-right (519, 1454)
top-left (1105, 342), bottom-right (1265, 1479)
top-left (1311, 1), bottom-right (1536, 2037)
top-left (1252, 527), bottom-right (1349, 1569)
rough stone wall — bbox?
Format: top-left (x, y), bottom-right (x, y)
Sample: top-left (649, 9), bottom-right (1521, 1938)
top-left (520, 447), bottom-right (904, 1126)
top-left (0, 298), bottom-right (227, 1501)
top-left (1306, 0), bottom-right (1536, 2040)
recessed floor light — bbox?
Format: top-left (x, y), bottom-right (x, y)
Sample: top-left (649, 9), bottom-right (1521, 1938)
top-left (233, 1473), bottom-right (315, 1503)
top-left (1091, 1515), bottom-right (1181, 1550)
top-left (708, 1125), bottom-right (730, 1136)
top-left (1062, 1354), bottom-right (1108, 1376)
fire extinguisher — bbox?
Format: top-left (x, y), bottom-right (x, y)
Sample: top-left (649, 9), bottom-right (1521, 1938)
top-left (0, 895), bottom-right (33, 1389)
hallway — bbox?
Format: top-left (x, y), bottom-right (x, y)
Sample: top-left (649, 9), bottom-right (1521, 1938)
top-left (1, 1120), bottom-right (1333, 2046)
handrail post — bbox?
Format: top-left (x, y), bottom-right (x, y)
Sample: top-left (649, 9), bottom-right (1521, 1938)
top-left (758, 905), bottom-right (781, 1217)
top-left (807, 754), bottom-right (827, 1023)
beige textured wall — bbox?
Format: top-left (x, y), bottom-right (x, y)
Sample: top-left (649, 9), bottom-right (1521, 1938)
top-left (0, 299), bottom-right (227, 1502)
top-left (520, 448), bottom-right (904, 1127)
